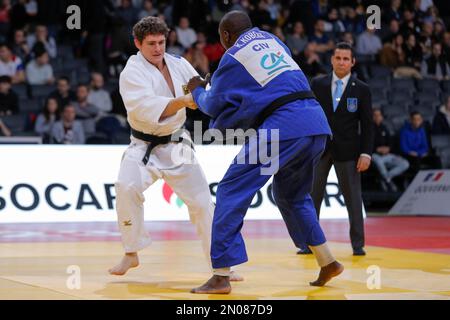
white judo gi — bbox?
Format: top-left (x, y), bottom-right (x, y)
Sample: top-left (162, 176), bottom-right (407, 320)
top-left (116, 52), bottom-right (214, 266)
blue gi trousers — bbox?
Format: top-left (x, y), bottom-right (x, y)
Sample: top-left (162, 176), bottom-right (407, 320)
top-left (211, 133), bottom-right (328, 268)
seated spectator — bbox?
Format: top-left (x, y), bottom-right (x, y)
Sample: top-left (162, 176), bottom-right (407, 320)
top-left (421, 42), bottom-right (450, 80)
top-left (11, 29), bottom-right (31, 64)
top-left (400, 111), bottom-right (440, 174)
top-left (0, 116), bottom-right (11, 136)
top-left (88, 72), bottom-right (112, 114)
top-left (380, 33), bottom-right (405, 69)
top-left (286, 21), bottom-right (308, 56)
top-left (272, 26), bottom-right (285, 43)
top-left (166, 29), bottom-right (184, 57)
top-left (355, 27), bottom-right (383, 80)
top-left (381, 19), bottom-right (400, 43)
top-left (0, 75), bottom-right (18, 115)
top-left (394, 33), bottom-right (423, 79)
top-left (0, 43), bottom-right (25, 84)
top-left (184, 41), bottom-right (209, 77)
top-left (25, 48), bottom-right (54, 85)
top-left (117, 0), bottom-right (139, 32)
top-left (400, 9), bottom-right (419, 38)
top-left (0, 0), bottom-right (10, 42)
top-left (340, 31), bottom-right (355, 46)
top-left (342, 7), bottom-right (365, 35)
top-left (34, 97), bottom-right (59, 143)
top-left (443, 32), bottom-right (450, 66)
top-left (295, 43), bottom-right (326, 78)
top-left (51, 104), bottom-right (85, 144)
top-left (48, 76), bottom-right (76, 109)
top-left (26, 24), bottom-right (57, 59)
top-left (72, 84), bottom-right (99, 135)
top-left (309, 19), bottom-right (334, 54)
top-left (175, 16), bottom-right (197, 50)
top-left (138, 0), bottom-right (158, 20)
top-left (372, 109), bottom-right (409, 191)
top-left (432, 95), bottom-right (450, 135)
top-left (324, 8), bottom-right (345, 38)
top-left (419, 21), bottom-right (434, 58)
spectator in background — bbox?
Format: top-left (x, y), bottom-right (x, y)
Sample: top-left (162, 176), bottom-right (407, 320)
top-left (400, 9), bottom-right (419, 38)
top-left (286, 21), bottom-right (308, 56)
top-left (0, 116), bottom-right (11, 136)
top-left (400, 111), bottom-right (440, 173)
top-left (72, 84), bottom-right (99, 136)
top-left (138, 0), bottom-right (158, 20)
top-left (421, 42), bottom-right (450, 80)
top-left (10, 29), bottom-right (31, 64)
top-left (9, 0), bottom-right (28, 32)
top-left (443, 32), bottom-right (450, 66)
top-left (372, 109), bottom-right (409, 192)
top-left (117, 0), bottom-right (139, 32)
top-left (184, 40), bottom-right (209, 77)
top-left (0, 0), bottom-right (11, 42)
top-left (380, 33), bottom-right (405, 69)
top-left (48, 76), bottom-right (76, 109)
top-left (310, 19), bottom-right (335, 54)
top-left (356, 28), bottom-right (382, 80)
top-left (26, 48), bottom-right (54, 85)
top-left (433, 21), bottom-right (445, 41)
top-left (295, 42), bottom-right (326, 78)
top-left (34, 97), bottom-right (60, 143)
top-left (51, 104), bottom-right (85, 144)
top-left (432, 95), bottom-right (450, 135)
top-left (272, 26), bottom-right (285, 43)
top-left (0, 43), bottom-right (25, 84)
top-left (341, 31), bottom-right (355, 47)
top-left (342, 7), bottom-right (365, 35)
top-left (324, 8), bottom-right (345, 39)
top-left (395, 33), bottom-right (423, 78)
top-left (0, 75), bottom-right (18, 115)
top-left (166, 29), bottom-right (184, 56)
top-left (88, 72), bottom-right (112, 114)
top-left (26, 25), bottom-right (57, 59)
top-left (419, 21), bottom-right (434, 58)
top-left (381, 19), bottom-right (400, 43)
top-left (176, 16), bottom-right (197, 50)
top-left (385, 0), bottom-right (402, 23)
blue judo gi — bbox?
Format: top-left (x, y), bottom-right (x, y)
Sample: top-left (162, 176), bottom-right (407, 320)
top-left (192, 27), bottom-right (332, 268)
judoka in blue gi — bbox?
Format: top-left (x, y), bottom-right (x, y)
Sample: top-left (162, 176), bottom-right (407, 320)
top-left (187, 11), bottom-right (344, 294)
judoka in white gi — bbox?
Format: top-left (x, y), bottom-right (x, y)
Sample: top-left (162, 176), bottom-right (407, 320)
top-left (108, 16), bottom-right (242, 281)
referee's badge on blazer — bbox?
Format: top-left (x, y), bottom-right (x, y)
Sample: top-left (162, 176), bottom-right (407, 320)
top-left (347, 98), bottom-right (358, 112)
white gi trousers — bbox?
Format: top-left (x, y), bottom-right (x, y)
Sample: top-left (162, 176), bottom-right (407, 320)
top-left (115, 136), bottom-right (213, 268)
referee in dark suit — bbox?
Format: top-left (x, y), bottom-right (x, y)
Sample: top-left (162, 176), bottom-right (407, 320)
top-left (297, 42), bottom-right (374, 256)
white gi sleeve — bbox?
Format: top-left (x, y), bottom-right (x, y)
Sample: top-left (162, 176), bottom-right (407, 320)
top-left (119, 66), bottom-right (173, 126)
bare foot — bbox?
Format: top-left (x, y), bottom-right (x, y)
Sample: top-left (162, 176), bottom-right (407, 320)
top-left (108, 253), bottom-right (139, 275)
top-left (310, 261), bottom-right (344, 287)
top-left (191, 275), bottom-right (231, 294)
top-left (230, 271), bottom-right (244, 282)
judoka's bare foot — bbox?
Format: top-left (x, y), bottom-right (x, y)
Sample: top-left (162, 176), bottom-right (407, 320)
top-left (191, 275), bottom-right (231, 294)
top-left (310, 261), bottom-right (344, 287)
top-left (108, 253), bottom-right (139, 275)
top-left (230, 271), bottom-right (244, 282)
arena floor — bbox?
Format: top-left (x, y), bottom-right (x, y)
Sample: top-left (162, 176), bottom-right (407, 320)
top-left (0, 217), bottom-right (449, 300)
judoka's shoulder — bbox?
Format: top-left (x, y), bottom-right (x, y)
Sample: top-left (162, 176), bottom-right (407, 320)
top-left (120, 56), bottom-right (145, 81)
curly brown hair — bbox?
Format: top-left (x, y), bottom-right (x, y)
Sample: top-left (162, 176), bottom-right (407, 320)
top-left (133, 16), bottom-right (170, 43)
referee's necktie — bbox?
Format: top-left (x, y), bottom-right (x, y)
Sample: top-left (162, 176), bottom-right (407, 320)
top-left (333, 79), bottom-right (343, 112)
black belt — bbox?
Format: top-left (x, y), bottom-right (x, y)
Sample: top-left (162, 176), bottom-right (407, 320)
top-left (254, 90), bottom-right (316, 128)
top-left (131, 128), bottom-right (193, 165)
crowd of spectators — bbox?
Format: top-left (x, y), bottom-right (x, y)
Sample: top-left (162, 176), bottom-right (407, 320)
top-left (0, 0), bottom-right (450, 192)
